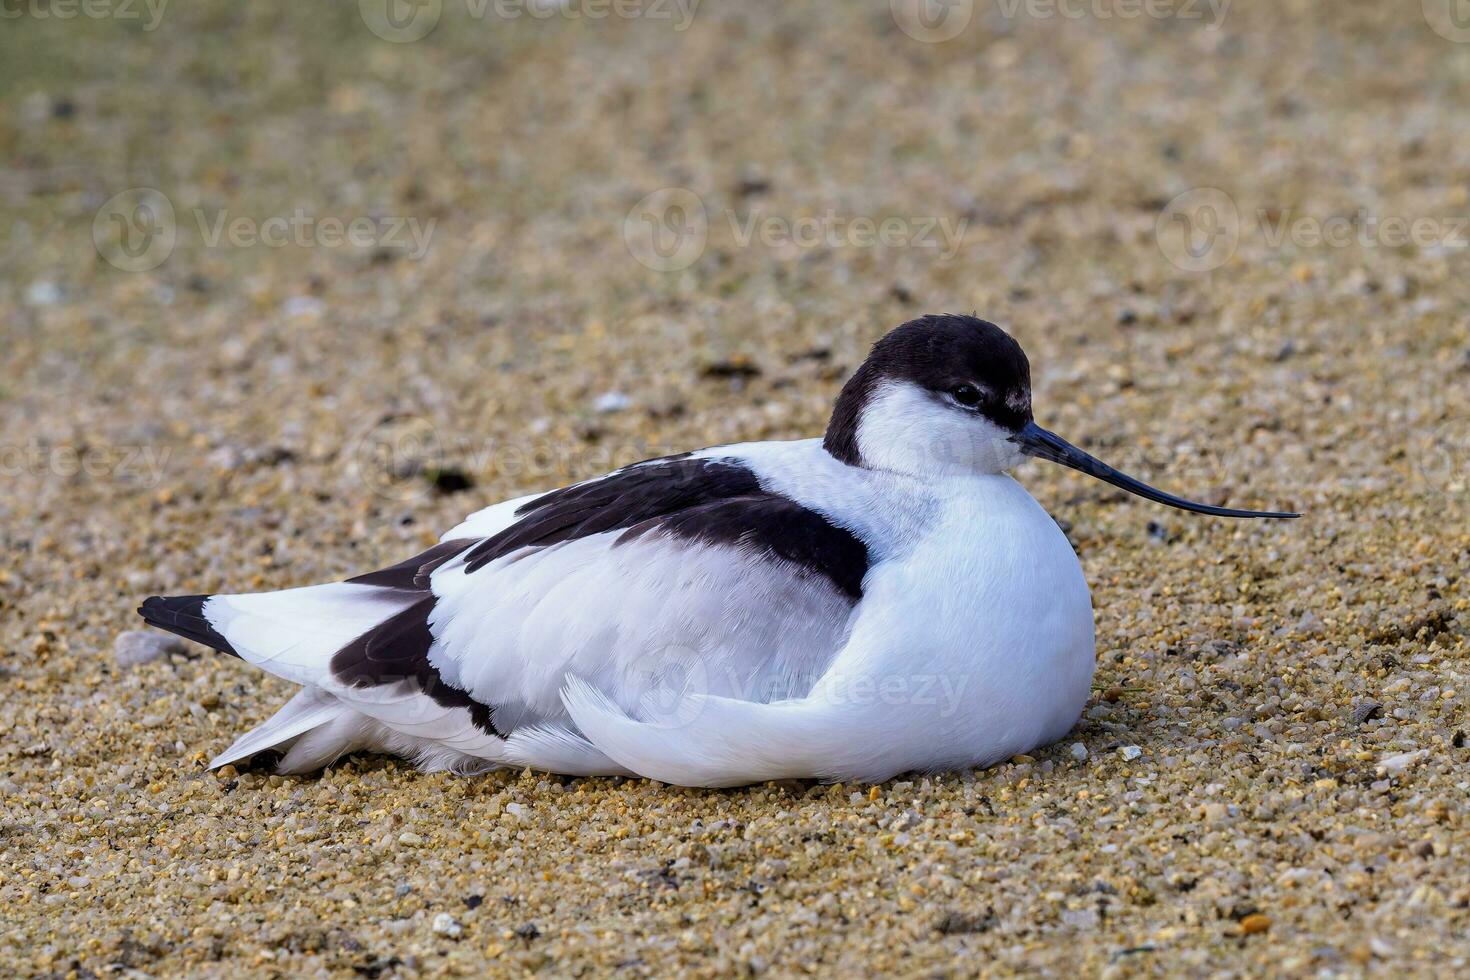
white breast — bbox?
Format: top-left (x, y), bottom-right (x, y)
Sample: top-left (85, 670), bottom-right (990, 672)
top-left (814, 474), bottom-right (1095, 772)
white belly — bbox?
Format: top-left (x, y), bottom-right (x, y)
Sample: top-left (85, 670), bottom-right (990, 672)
top-left (812, 474), bottom-right (1096, 772)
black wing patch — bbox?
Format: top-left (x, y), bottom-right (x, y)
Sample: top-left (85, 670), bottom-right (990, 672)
top-left (332, 538), bottom-right (502, 738)
top-left (330, 594), bottom-right (502, 738)
top-left (460, 456), bottom-right (870, 600)
top-left (346, 538), bottom-right (477, 590)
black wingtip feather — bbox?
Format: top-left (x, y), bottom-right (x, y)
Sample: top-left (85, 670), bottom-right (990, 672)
top-left (138, 594), bottom-right (240, 658)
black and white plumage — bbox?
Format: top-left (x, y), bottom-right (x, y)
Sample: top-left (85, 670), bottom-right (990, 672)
top-left (141, 315), bottom-right (1295, 785)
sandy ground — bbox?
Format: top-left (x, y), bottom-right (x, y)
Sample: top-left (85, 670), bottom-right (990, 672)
top-left (2, 2), bottom-right (1468, 976)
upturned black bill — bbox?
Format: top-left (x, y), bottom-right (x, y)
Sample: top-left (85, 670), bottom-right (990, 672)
top-left (1011, 422), bottom-right (1299, 519)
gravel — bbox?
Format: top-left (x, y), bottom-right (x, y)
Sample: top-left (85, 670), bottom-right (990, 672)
top-left (112, 630), bottom-right (184, 669)
top-left (431, 914), bottom-right (463, 940)
top-left (2, 3), bottom-right (1468, 976)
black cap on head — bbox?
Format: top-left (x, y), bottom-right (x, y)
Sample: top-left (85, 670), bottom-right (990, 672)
top-left (824, 314), bottom-right (1032, 466)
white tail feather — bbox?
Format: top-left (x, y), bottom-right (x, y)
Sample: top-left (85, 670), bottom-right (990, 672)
top-left (276, 711), bottom-right (380, 773)
top-left (201, 582), bottom-right (510, 771)
top-left (203, 583), bottom-right (415, 685)
top-left (209, 687), bottom-right (343, 769)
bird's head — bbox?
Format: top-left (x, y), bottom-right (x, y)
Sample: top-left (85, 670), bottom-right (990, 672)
top-left (823, 314), bottom-right (1297, 519)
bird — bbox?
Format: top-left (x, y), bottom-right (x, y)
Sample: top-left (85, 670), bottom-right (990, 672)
top-left (140, 314), bottom-right (1296, 786)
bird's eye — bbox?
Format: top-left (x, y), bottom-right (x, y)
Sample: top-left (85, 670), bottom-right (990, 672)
top-left (951, 384), bottom-right (982, 407)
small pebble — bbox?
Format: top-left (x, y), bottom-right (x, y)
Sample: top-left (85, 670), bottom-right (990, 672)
top-left (25, 280), bottom-right (62, 306)
top-left (1292, 611), bottom-right (1325, 634)
top-left (432, 913), bottom-right (462, 939)
top-left (1377, 750), bottom-right (1427, 776)
top-left (282, 295), bottom-right (325, 318)
top-left (1238, 913), bottom-right (1272, 936)
top-left (1069, 743), bottom-right (1089, 762)
top-left (1118, 746), bottom-right (1142, 761)
top-left (113, 630), bottom-right (183, 668)
top-left (592, 391), bottom-right (631, 413)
